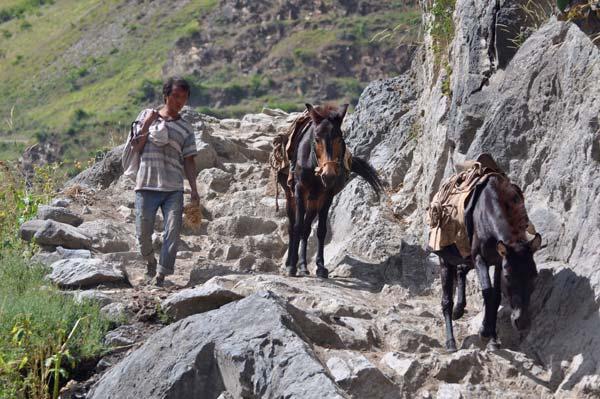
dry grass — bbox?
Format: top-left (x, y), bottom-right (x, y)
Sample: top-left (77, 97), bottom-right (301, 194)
top-left (183, 202), bottom-right (203, 229)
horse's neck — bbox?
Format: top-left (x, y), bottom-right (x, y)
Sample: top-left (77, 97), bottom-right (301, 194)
top-left (296, 128), bottom-right (316, 170)
top-left (477, 178), bottom-right (527, 245)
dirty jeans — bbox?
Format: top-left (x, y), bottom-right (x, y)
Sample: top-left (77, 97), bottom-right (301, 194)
top-left (135, 190), bottom-right (183, 276)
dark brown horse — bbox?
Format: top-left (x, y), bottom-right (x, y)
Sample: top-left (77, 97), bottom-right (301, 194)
top-left (278, 103), bottom-right (384, 278)
top-left (435, 174), bottom-right (542, 351)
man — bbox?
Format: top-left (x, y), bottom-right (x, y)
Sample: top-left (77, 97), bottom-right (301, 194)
top-left (130, 77), bottom-right (198, 286)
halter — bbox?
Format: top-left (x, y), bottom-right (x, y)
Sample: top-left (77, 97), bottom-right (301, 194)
top-left (310, 130), bottom-right (345, 177)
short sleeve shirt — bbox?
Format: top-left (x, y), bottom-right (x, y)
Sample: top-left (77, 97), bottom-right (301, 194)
top-left (133, 108), bottom-right (197, 192)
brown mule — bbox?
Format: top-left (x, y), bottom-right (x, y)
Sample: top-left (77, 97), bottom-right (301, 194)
top-left (278, 103), bottom-right (384, 278)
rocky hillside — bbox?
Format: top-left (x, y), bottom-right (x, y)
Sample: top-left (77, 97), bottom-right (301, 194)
top-left (15, 0), bottom-right (600, 398)
top-left (0, 0), bottom-right (419, 161)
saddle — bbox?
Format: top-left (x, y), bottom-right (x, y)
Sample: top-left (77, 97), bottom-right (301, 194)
top-left (427, 154), bottom-right (505, 257)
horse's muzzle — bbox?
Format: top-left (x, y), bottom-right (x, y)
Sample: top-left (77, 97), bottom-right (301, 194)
top-left (321, 172), bottom-right (337, 189)
top-left (510, 307), bottom-right (531, 331)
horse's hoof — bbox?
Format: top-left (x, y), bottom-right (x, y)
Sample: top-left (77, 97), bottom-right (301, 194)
top-left (316, 267), bottom-right (329, 279)
top-left (452, 306), bottom-right (465, 320)
top-left (446, 339), bottom-right (457, 352)
top-left (287, 267), bottom-right (297, 277)
top-left (486, 338), bottom-right (500, 351)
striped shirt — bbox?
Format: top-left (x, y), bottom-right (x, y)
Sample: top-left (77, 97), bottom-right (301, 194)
top-left (133, 108), bottom-right (197, 192)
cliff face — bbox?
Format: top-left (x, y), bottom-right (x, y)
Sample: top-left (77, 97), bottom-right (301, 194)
top-left (341, 0), bottom-right (600, 393)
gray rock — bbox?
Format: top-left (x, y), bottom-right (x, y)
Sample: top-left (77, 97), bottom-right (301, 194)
top-left (261, 107), bottom-right (288, 117)
top-left (208, 215), bottom-right (277, 238)
top-left (326, 350), bottom-right (398, 399)
top-left (47, 258), bottom-right (128, 288)
top-left (32, 220), bottom-right (91, 249)
top-left (65, 145), bottom-right (124, 189)
top-left (380, 352), bottom-right (420, 386)
top-left (198, 168), bottom-right (233, 193)
top-left (50, 198), bottom-right (71, 207)
top-left (20, 219), bottom-right (50, 242)
top-left (161, 279), bottom-right (244, 321)
top-left (79, 220), bottom-right (131, 253)
top-left (100, 302), bottom-right (130, 323)
top-left (88, 292), bottom-right (347, 399)
top-left (74, 290), bottom-right (113, 307)
top-left (37, 205), bottom-right (83, 226)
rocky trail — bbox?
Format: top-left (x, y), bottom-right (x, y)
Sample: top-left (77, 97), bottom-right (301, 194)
top-left (20, 108), bottom-right (586, 398)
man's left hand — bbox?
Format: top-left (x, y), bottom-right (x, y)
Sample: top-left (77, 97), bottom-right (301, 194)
top-left (190, 190), bottom-right (200, 205)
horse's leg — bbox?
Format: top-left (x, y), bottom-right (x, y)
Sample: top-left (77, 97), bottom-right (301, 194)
top-left (315, 198), bottom-right (332, 278)
top-left (486, 264), bottom-right (503, 350)
top-left (298, 208), bottom-right (317, 276)
top-left (453, 265), bottom-right (469, 320)
top-left (288, 185), bottom-right (305, 277)
top-left (440, 258), bottom-right (458, 352)
top-left (474, 253), bottom-right (498, 347)
top-left (284, 186), bottom-right (295, 270)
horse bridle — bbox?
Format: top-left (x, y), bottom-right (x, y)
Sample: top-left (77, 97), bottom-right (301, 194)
top-left (310, 130), bottom-right (345, 177)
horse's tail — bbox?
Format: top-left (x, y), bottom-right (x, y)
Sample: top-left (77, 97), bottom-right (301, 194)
top-left (350, 157), bottom-right (385, 199)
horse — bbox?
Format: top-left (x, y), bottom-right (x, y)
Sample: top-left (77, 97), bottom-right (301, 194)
top-left (434, 173), bottom-right (542, 352)
top-left (277, 103), bottom-right (384, 278)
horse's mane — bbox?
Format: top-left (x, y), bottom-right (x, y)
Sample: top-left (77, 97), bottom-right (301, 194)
top-left (496, 177), bottom-right (529, 242)
top-left (314, 103), bottom-right (341, 120)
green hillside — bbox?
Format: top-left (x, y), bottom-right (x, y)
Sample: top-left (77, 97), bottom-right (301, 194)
top-left (0, 0), bottom-right (420, 163)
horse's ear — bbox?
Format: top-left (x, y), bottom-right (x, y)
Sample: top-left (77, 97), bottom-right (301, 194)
top-left (497, 241), bottom-right (508, 257)
top-left (305, 103), bottom-right (324, 124)
top-left (337, 104), bottom-right (349, 121)
top-left (529, 233), bottom-right (542, 253)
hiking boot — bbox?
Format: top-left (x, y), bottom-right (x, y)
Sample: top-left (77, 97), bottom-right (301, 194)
top-left (154, 273), bottom-right (165, 287)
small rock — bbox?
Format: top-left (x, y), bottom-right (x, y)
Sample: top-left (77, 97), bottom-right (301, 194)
top-left (437, 383), bottom-right (464, 399)
top-left (177, 250), bottom-right (193, 260)
top-left (48, 258), bottom-right (128, 288)
top-left (219, 119), bottom-right (241, 129)
top-left (261, 107), bottom-right (288, 117)
top-left (19, 220), bottom-right (47, 241)
top-left (74, 290), bottom-right (113, 307)
top-left (197, 168), bottom-right (233, 193)
top-left (326, 350), bottom-right (398, 399)
top-left (100, 302), bottom-right (130, 323)
top-left (51, 198), bottom-right (71, 207)
top-left (83, 206), bottom-right (92, 214)
top-left (96, 358), bottom-right (112, 371)
top-left (33, 220), bottom-right (91, 249)
top-left (161, 279), bottom-right (244, 320)
top-left (79, 220), bottom-right (130, 253)
top-left (37, 205), bottom-right (83, 226)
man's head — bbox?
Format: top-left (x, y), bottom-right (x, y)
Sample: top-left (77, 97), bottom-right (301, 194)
top-left (163, 77), bottom-right (190, 113)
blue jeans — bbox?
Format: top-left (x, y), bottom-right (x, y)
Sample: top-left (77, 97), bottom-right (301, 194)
top-left (135, 190), bottom-right (183, 276)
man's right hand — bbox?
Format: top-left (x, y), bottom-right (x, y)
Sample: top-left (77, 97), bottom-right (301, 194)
top-left (143, 109), bottom-right (160, 128)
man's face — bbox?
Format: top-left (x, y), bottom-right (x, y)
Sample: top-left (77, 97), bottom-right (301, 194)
top-left (166, 85), bottom-right (189, 112)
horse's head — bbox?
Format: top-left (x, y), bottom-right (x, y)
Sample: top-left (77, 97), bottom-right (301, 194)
top-left (306, 103), bottom-right (348, 190)
top-left (496, 233), bottom-right (542, 331)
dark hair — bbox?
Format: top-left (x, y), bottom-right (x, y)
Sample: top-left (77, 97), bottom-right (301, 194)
top-left (162, 77), bottom-right (191, 102)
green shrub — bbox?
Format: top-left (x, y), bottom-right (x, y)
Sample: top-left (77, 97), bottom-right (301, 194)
top-left (0, 161), bottom-right (110, 398)
top-left (429, 0), bottom-right (456, 64)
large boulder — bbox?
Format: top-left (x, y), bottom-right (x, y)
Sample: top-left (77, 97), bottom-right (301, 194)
top-left (88, 292), bottom-right (347, 399)
top-left (66, 145), bottom-right (124, 189)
